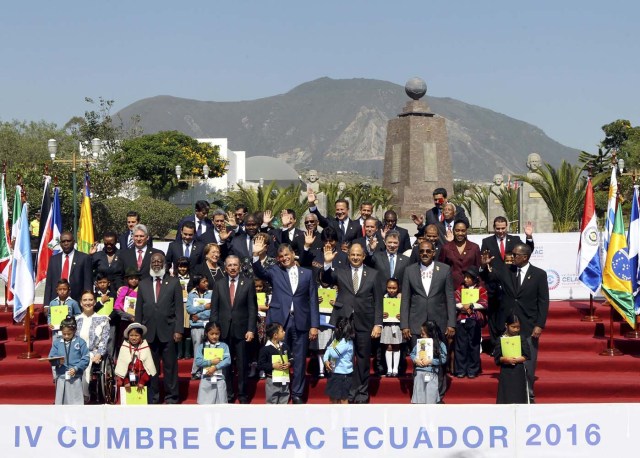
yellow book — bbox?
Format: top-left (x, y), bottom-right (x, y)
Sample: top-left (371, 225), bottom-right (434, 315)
top-left (203, 347), bottom-right (224, 361)
top-left (50, 305), bottom-right (69, 328)
top-left (461, 288), bottom-right (480, 305)
top-left (96, 298), bottom-right (114, 317)
top-left (318, 288), bottom-right (336, 314)
top-left (257, 292), bottom-right (267, 307)
top-left (383, 297), bottom-right (401, 323)
top-left (120, 387), bottom-right (148, 405)
top-left (500, 336), bottom-right (522, 358)
top-left (272, 354), bottom-right (290, 383)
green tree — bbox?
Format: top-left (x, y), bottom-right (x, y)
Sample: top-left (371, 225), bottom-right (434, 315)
top-left (466, 185), bottom-right (490, 231)
top-left (224, 182), bottom-right (307, 225)
top-left (110, 131), bottom-right (227, 199)
top-left (519, 161), bottom-right (588, 232)
top-left (341, 182), bottom-right (394, 216)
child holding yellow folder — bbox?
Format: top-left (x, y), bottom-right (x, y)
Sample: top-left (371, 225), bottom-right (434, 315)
top-left (493, 314), bottom-right (530, 404)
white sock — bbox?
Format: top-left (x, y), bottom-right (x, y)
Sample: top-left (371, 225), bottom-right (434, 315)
top-left (317, 354), bottom-right (324, 374)
top-left (385, 350), bottom-right (393, 373)
top-left (392, 351), bottom-right (400, 373)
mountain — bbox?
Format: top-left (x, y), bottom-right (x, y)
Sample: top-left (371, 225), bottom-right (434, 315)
top-left (116, 77), bottom-right (579, 181)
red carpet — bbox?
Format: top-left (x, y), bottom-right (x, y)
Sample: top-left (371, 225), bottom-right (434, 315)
top-left (1, 300), bottom-right (639, 404)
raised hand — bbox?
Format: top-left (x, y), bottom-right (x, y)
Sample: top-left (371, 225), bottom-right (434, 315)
top-left (369, 236), bottom-right (378, 251)
top-left (219, 225), bottom-right (231, 241)
top-left (253, 237), bottom-right (266, 256)
top-left (304, 229), bottom-right (316, 248)
top-left (280, 210), bottom-right (291, 228)
top-left (307, 189), bottom-right (317, 207)
top-left (481, 250), bottom-right (494, 266)
top-left (226, 210), bottom-right (235, 224)
top-left (445, 228), bottom-right (454, 242)
top-left (524, 221), bottom-right (534, 238)
top-left (411, 213), bottom-right (424, 227)
top-left (323, 243), bottom-right (336, 263)
top-left (262, 209), bottom-right (273, 225)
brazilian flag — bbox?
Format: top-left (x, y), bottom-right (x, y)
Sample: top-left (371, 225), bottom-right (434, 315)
top-left (602, 202), bottom-right (635, 326)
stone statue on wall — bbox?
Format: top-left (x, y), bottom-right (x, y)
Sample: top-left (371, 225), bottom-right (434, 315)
top-left (526, 153), bottom-right (542, 181)
top-left (306, 169), bottom-right (320, 193)
top-left (492, 174), bottom-right (504, 189)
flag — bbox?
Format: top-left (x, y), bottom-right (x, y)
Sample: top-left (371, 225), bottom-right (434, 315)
top-left (36, 183), bottom-right (63, 287)
top-left (577, 178), bottom-right (602, 294)
top-left (37, 176), bottom-right (51, 243)
top-left (10, 185), bottom-right (22, 243)
top-left (0, 175), bottom-right (11, 281)
top-left (628, 185), bottom-right (640, 314)
top-left (11, 203), bottom-right (34, 322)
top-left (601, 202), bottom-right (635, 327)
top-left (77, 171), bottom-right (94, 253)
top-left (603, 166), bottom-right (617, 253)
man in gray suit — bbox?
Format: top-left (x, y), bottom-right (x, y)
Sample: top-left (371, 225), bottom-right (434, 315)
top-left (400, 240), bottom-right (455, 401)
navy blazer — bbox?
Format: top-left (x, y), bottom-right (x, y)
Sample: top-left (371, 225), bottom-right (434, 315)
top-left (252, 261), bottom-right (319, 332)
top-left (164, 239), bottom-right (204, 273)
top-left (44, 250), bottom-right (93, 304)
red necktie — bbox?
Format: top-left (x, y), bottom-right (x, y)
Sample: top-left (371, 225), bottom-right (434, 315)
top-left (439, 211), bottom-right (444, 222)
top-left (500, 239), bottom-right (505, 260)
top-left (61, 254), bottom-right (70, 280)
top-left (155, 277), bottom-right (161, 301)
top-left (229, 278), bottom-right (236, 306)
top-left (137, 249), bottom-right (143, 270)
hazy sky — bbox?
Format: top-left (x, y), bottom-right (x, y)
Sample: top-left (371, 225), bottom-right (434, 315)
top-left (1, 1), bottom-right (638, 153)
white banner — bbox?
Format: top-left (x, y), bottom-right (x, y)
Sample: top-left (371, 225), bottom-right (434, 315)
top-left (469, 232), bottom-right (596, 301)
top-left (0, 404), bottom-right (635, 457)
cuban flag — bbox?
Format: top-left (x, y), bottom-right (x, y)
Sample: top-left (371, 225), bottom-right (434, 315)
top-left (627, 185), bottom-right (640, 314)
top-left (577, 177), bottom-right (602, 294)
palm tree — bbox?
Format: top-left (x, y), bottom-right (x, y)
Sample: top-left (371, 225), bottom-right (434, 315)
top-left (224, 182), bottom-right (307, 225)
top-left (519, 161), bottom-right (588, 232)
top-left (467, 185), bottom-right (490, 231)
top-left (492, 187), bottom-right (519, 233)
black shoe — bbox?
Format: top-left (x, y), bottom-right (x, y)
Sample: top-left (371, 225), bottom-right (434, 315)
top-left (455, 374), bottom-right (465, 378)
top-left (353, 398), bottom-right (369, 404)
top-left (239, 397), bottom-right (250, 404)
top-left (467, 374), bottom-right (477, 379)
top-left (291, 396), bottom-right (305, 404)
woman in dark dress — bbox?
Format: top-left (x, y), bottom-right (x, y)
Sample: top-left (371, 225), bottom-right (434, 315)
top-left (493, 314), bottom-right (531, 404)
top-left (91, 231), bottom-right (124, 294)
top-left (191, 243), bottom-right (225, 290)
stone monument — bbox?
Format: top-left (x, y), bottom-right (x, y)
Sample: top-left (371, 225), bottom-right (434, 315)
top-left (302, 169), bottom-right (326, 215)
top-left (382, 77), bottom-right (453, 218)
top-left (488, 174), bottom-right (506, 226)
top-left (521, 152), bottom-right (553, 233)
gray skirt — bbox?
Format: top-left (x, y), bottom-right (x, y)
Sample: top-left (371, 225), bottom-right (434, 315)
top-left (197, 377), bottom-right (228, 404)
top-left (411, 371), bottom-right (439, 404)
top-left (380, 324), bottom-right (402, 345)
top-left (55, 376), bottom-right (84, 405)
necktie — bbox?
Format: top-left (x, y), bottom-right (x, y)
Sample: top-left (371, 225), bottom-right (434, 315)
top-left (137, 249), bottom-right (143, 270)
top-left (362, 224), bottom-right (365, 236)
top-left (155, 277), bottom-right (161, 301)
top-left (229, 278), bottom-right (236, 306)
top-left (340, 220), bottom-right (345, 235)
top-left (127, 231), bottom-right (133, 248)
top-left (184, 244), bottom-right (191, 258)
top-left (439, 211), bottom-right (444, 222)
top-left (516, 268), bottom-right (522, 289)
top-left (389, 254), bottom-right (395, 277)
top-left (352, 268), bottom-right (360, 294)
top-left (197, 221), bottom-right (202, 236)
top-left (500, 238), bottom-right (505, 260)
top-left (61, 254), bottom-right (70, 280)
top-left (248, 236), bottom-right (253, 256)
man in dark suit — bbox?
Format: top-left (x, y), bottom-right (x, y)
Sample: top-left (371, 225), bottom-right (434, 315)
top-left (400, 240), bottom-right (456, 400)
top-left (481, 242), bottom-right (548, 403)
top-left (165, 221), bottom-right (203, 273)
top-left (323, 242), bottom-right (383, 403)
top-left (229, 213), bottom-right (261, 261)
top-left (299, 214), bottom-right (324, 265)
top-left (410, 224), bottom-right (442, 263)
top-left (380, 210), bottom-right (412, 253)
top-left (367, 230), bottom-right (411, 286)
top-left (273, 209), bottom-right (306, 256)
top-left (252, 240), bottom-right (319, 404)
top-left (353, 217), bottom-right (385, 256)
top-left (480, 216), bottom-right (534, 345)
top-left (176, 200), bottom-right (214, 241)
top-left (210, 255), bottom-right (257, 403)
top-left (118, 211), bottom-right (152, 250)
top-left (355, 201), bottom-right (381, 237)
top-left (120, 224), bottom-right (164, 280)
top-left (135, 252), bottom-right (184, 404)
top-left (44, 231), bottom-right (93, 304)
top-left (307, 191), bottom-right (361, 244)
top-left (412, 187), bottom-right (469, 238)
top-left (198, 209), bottom-right (232, 259)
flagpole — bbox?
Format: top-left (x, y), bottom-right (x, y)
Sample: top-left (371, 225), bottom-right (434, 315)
top-left (581, 294), bottom-right (601, 322)
top-left (17, 309), bottom-right (40, 359)
top-left (599, 300), bottom-right (623, 356)
top-left (621, 169), bottom-right (640, 338)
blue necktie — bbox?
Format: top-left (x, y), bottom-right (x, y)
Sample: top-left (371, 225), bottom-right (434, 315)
top-left (389, 254), bottom-right (395, 277)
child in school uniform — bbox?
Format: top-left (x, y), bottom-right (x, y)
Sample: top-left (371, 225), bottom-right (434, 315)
top-left (254, 277), bottom-right (271, 379)
top-left (186, 273), bottom-right (212, 379)
top-left (323, 317), bottom-right (354, 404)
top-left (258, 322), bottom-right (291, 404)
top-left (94, 273), bottom-right (118, 358)
top-left (493, 314), bottom-right (531, 404)
top-left (47, 279), bottom-right (80, 336)
top-left (411, 321), bottom-right (447, 404)
top-left (311, 276), bottom-right (336, 379)
top-left (115, 323), bottom-right (157, 397)
top-left (48, 316), bottom-right (90, 405)
top-left (114, 269), bottom-right (140, 323)
top-left (381, 278), bottom-right (402, 377)
top-left (454, 266), bottom-right (488, 378)
top-left (195, 321), bottom-right (231, 404)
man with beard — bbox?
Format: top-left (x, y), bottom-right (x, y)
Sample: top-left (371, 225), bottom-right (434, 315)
top-left (400, 240), bottom-right (456, 402)
top-left (135, 252), bottom-right (184, 404)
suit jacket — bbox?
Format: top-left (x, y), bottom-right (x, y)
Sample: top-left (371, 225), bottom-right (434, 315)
top-left (176, 215), bottom-right (215, 242)
top-left (91, 250), bottom-right (124, 294)
top-left (191, 261), bottom-right (225, 291)
top-left (120, 246), bottom-right (164, 280)
top-left (480, 235), bottom-right (534, 266)
top-left (164, 239), bottom-right (204, 273)
top-left (135, 274), bottom-right (184, 343)
top-left (409, 242), bottom-right (442, 264)
top-left (197, 227), bottom-right (233, 259)
top-left (118, 230), bottom-right (153, 250)
top-left (210, 276), bottom-right (258, 340)
top-left (366, 250), bottom-right (411, 286)
top-left (322, 264), bottom-right (383, 333)
top-left (353, 235), bottom-right (385, 255)
top-left (310, 207), bottom-right (361, 244)
top-left (44, 250), bottom-right (93, 304)
top-left (424, 204), bottom-right (469, 227)
top-left (440, 240), bottom-right (482, 288)
top-left (253, 261), bottom-right (319, 332)
top-left (400, 261), bottom-right (456, 335)
top-left (379, 226), bottom-right (412, 253)
top-left (275, 227), bottom-right (306, 256)
top-left (487, 262), bottom-right (549, 337)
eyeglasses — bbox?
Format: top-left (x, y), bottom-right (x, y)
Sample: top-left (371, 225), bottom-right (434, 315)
top-left (304, 221), bottom-right (316, 225)
top-left (419, 249), bottom-right (435, 254)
